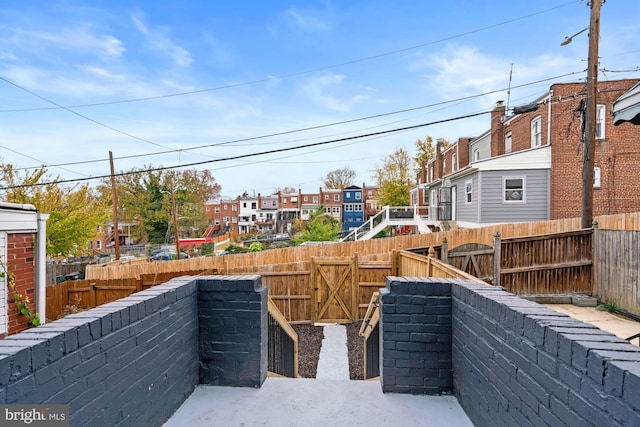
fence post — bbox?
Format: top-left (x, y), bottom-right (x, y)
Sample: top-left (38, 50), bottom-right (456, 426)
top-left (90, 283), bottom-right (97, 308)
top-left (428, 247), bottom-right (435, 276)
top-left (441, 237), bottom-right (449, 263)
top-left (493, 232), bottom-right (501, 288)
top-left (391, 250), bottom-right (398, 276)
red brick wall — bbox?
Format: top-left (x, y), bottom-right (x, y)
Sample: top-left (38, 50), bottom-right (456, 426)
top-left (549, 79), bottom-right (640, 219)
top-left (5, 233), bottom-right (36, 336)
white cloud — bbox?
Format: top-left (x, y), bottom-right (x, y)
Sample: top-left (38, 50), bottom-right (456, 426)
top-left (131, 15), bottom-right (193, 67)
top-left (300, 72), bottom-right (369, 113)
top-left (411, 45), bottom-right (576, 109)
top-left (285, 5), bottom-right (331, 31)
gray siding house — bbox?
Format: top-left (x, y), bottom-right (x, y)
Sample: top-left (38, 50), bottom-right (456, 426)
top-left (425, 145), bottom-right (551, 227)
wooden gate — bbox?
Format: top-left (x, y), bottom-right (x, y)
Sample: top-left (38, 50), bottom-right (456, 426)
top-left (445, 242), bottom-right (495, 283)
top-left (311, 257), bottom-right (357, 324)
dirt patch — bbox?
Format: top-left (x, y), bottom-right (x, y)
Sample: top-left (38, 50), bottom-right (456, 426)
top-left (292, 323), bottom-right (324, 378)
top-left (346, 321), bottom-right (365, 380)
top-left (292, 321), bottom-right (365, 380)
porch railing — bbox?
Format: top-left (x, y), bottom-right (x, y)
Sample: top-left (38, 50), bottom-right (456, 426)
top-left (267, 297), bottom-right (299, 378)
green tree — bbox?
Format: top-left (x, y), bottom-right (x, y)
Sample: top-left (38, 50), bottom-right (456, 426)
top-left (414, 136), bottom-right (450, 174)
top-left (97, 167), bottom-right (221, 245)
top-left (373, 147), bottom-right (413, 206)
top-left (293, 206), bottom-right (340, 244)
top-left (0, 165), bottom-right (109, 256)
top-left (322, 167), bottom-right (356, 189)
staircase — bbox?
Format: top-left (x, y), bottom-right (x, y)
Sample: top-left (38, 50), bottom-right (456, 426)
top-left (341, 206), bottom-right (437, 242)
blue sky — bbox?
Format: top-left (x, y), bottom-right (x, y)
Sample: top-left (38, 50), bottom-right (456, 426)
top-left (0, 0), bottom-right (638, 199)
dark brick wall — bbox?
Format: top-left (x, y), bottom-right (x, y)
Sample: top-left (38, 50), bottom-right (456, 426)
top-left (379, 277), bottom-right (453, 394)
top-left (198, 275), bottom-right (268, 388)
top-left (380, 277), bottom-right (640, 426)
top-left (0, 275), bottom-right (270, 426)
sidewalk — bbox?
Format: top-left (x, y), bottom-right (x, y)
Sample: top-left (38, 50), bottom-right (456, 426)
top-left (315, 324), bottom-right (350, 380)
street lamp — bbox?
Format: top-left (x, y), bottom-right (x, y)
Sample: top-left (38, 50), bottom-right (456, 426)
top-left (561, 1), bottom-right (601, 229)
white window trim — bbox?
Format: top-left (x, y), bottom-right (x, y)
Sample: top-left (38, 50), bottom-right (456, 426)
top-left (452, 154), bottom-right (457, 172)
top-left (596, 104), bottom-right (606, 139)
top-left (503, 176), bottom-right (526, 203)
top-left (531, 116), bottom-right (542, 148)
top-left (465, 180), bottom-right (472, 204)
top-left (505, 131), bottom-right (513, 154)
top-left (0, 233), bottom-right (7, 335)
top-left (594, 166), bottom-right (601, 188)
top-left (473, 149), bottom-right (480, 162)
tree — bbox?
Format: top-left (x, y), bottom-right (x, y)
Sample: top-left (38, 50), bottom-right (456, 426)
top-left (373, 147), bottom-right (413, 206)
top-left (97, 167), bottom-right (221, 245)
top-left (274, 186), bottom-right (297, 195)
top-left (322, 167), bottom-right (356, 189)
top-left (0, 165), bottom-right (109, 256)
top-left (293, 206), bottom-right (340, 244)
top-left (414, 136), bottom-right (451, 174)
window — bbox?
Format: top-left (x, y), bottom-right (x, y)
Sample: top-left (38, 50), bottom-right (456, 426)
top-left (531, 116), bottom-right (542, 147)
top-left (243, 202), bottom-right (247, 208)
top-left (214, 207), bottom-right (220, 213)
top-left (223, 204), bottom-right (228, 210)
top-left (251, 202), bottom-right (257, 209)
top-left (232, 205), bottom-right (237, 212)
top-left (452, 154), bottom-right (457, 172)
top-left (332, 207), bottom-right (340, 213)
top-left (324, 195), bottom-right (329, 201)
top-left (96, 240), bottom-right (102, 250)
top-left (594, 166), bottom-right (601, 188)
top-left (232, 217), bottom-right (237, 223)
top-left (422, 188), bottom-right (429, 204)
top-left (283, 197), bottom-right (288, 203)
top-left (313, 196), bottom-right (319, 203)
top-left (355, 192), bottom-right (362, 200)
top-left (596, 104), bottom-right (605, 139)
top-left (504, 177), bottom-right (525, 202)
top-left (465, 180), bottom-right (472, 204)
top-left (345, 193), bottom-right (351, 200)
top-left (505, 131), bottom-right (512, 153)
top-left (205, 207), bottom-right (209, 212)
top-left (303, 196), bottom-right (308, 202)
top-left (272, 200), bottom-right (277, 207)
top-left (443, 159), bottom-right (447, 174)
top-left (473, 149), bottom-right (480, 162)
top-left (334, 194), bottom-right (340, 201)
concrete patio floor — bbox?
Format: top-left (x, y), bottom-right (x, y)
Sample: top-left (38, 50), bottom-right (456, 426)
top-left (543, 304), bottom-right (640, 341)
top-left (164, 378), bottom-right (473, 427)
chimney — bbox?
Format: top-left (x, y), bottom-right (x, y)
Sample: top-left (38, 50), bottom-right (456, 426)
top-left (435, 139), bottom-right (444, 179)
top-left (491, 101), bottom-right (506, 157)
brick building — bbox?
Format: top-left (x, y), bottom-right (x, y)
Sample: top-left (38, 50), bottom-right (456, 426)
top-left (413, 78), bottom-right (640, 226)
top-left (0, 202), bottom-right (48, 337)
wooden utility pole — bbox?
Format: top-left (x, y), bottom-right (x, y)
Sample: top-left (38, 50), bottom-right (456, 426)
top-left (581, 0), bottom-right (601, 229)
top-left (171, 179), bottom-right (180, 256)
top-left (109, 151), bottom-right (121, 260)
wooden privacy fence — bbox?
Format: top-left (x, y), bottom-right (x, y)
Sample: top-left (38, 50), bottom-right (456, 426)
top-left (593, 229), bottom-right (640, 316)
top-left (86, 212), bottom-right (640, 282)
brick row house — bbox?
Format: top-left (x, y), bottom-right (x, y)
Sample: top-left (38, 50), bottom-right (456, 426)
top-left (0, 202), bottom-right (48, 337)
top-left (412, 78), bottom-right (640, 227)
top-left (204, 185), bottom-right (379, 236)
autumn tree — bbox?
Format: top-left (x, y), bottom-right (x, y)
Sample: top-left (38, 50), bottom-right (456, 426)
top-left (0, 165), bottom-right (109, 256)
top-left (322, 167), bottom-right (356, 189)
top-left (373, 147), bottom-right (413, 206)
top-left (97, 167), bottom-right (221, 245)
top-left (414, 136), bottom-right (451, 174)
top-left (292, 206), bottom-right (340, 244)
top-left (274, 186), bottom-right (298, 195)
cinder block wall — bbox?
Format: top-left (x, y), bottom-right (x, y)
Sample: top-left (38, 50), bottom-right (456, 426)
top-left (198, 275), bottom-right (268, 387)
top-left (0, 275), bottom-right (269, 426)
top-left (380, 277), bottom-right (640, 426)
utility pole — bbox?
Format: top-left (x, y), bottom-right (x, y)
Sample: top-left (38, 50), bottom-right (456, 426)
top-left (109, 151), bottom-right (121, 260)
top-left (582, 0), bottom-right (601, 229)
top-left (170, 179), bottom-right (180, 256)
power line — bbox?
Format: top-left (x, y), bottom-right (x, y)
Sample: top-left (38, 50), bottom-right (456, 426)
top-left (0, 2), bottom-right (577, 114)
top-left (0, 110), bottom-right (491, 190)
top-left (9, 70), bottom-right (585, 172)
